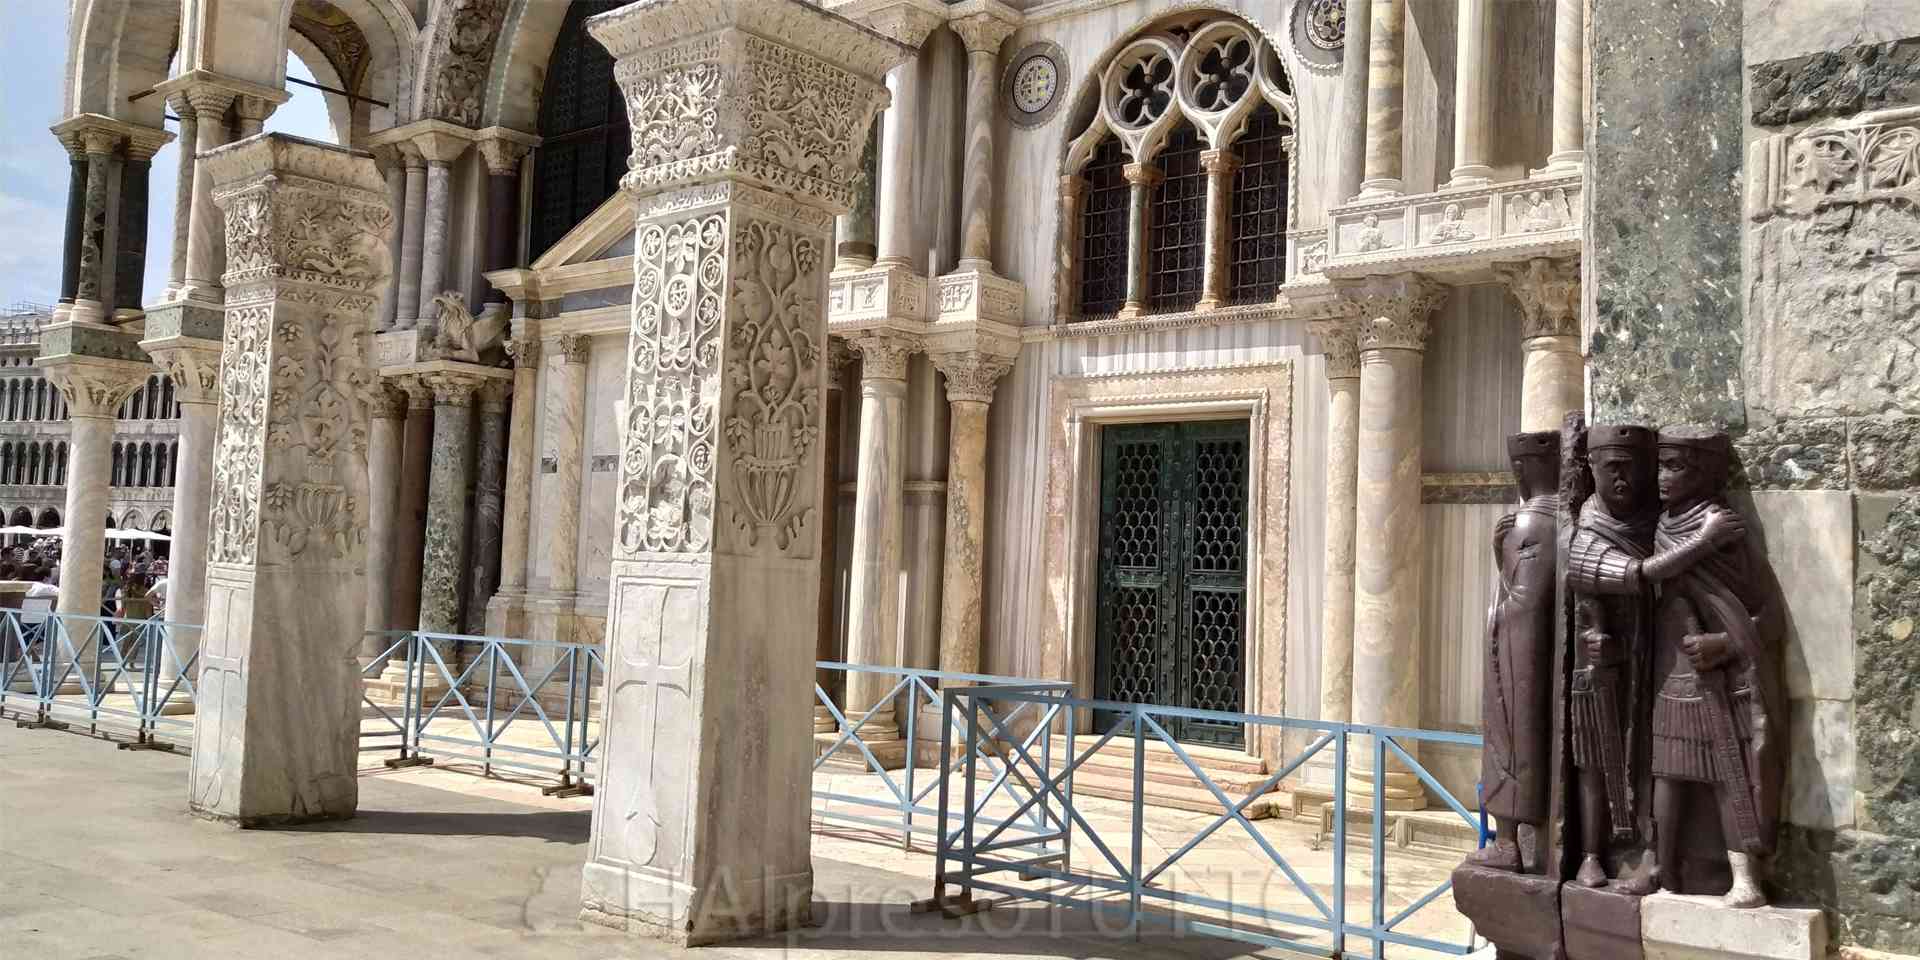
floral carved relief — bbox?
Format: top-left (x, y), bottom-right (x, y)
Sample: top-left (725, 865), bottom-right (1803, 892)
top-left (425, 0), bottom-right (508, 127)
top-left (617, 213), bottom-right (726, 557)
top-left (723, 218), bottom-right (823, 555)
top-left (210, 305), bottom-right (271, 565)
top-left (626, 60), bottom-right (726, 169)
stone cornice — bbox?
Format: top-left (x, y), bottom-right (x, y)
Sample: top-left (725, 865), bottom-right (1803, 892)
top-left (50, 114), bottom-right (174, 161)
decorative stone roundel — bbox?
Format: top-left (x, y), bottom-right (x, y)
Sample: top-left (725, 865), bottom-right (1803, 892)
top-left (1289, 0), bottom-right (1346, 75)
top-left (1003, 41), bottom-right (1069, 129)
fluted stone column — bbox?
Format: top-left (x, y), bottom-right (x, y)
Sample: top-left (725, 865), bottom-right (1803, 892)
top-left (361, 387), bottom-right (406, 659)
top-left (41, 360), bottom-right (147, 616)
top-left (1118, 163), bottom-right (1161, 319)
top-left (394, 145), bottom-right (427, 329)
top-left (930, 351), bottom-right (1011, 678)
top-left (580, 1), bottom-right (905, 942)
top-left (1448, 0), bottom-right (1494, 187)
top-left (1359, 0), bottom-right (1406, 197)
top-left (465, 381), bottom-right (511, 635)
top-left (488, 335), bottom-right (540, 637)
top-left (1546, 0), bottom-right (1586, 171)
top-left (1340, 274), bottom-right (1448, 808)
top-left (1309, 318), bottom-right (1361, 723)
top-left (417, 370), bottom-right (485, 635)
top-left (844, 332), bottom-right (916, 740)
top-left (544, 334), bottom-right (589, 597)
top-left (951, 14), bottom-right (1016, 273)
top-left (179, 88), bottom-right (236, 304)
top-left (1197, 149), bottom-right (1239, 311)
top-left (140, 326), bottom-right (221, 673)
top-left (1496, 258), bottom-right (1584, 431)
top-left (1336, 0), bottom-right (1374, 202)
top-left (188, 134), bottom-right (391, 825)
top-left (69, 130), bottom-right (117, 325)
top-left (412, 132), bottom-right (472, 323)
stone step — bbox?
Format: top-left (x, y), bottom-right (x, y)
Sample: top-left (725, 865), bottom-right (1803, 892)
top-left (1066, 768), bottom-right (1283, 819)
top-left (1047, 734), bottom-right (1270, 776)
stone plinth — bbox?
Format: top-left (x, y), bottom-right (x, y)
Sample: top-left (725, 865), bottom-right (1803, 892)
top-left (1452, 864), bottom-right (1563, 960)
top-left (1641, 893), bottom-right (1825, 960)
top-left (186, 133), bottom-right (391, 826)
top-left (579, 0), bottom-right (906, 944)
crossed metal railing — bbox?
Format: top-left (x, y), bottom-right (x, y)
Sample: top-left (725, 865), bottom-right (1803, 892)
top-left (361, 630), bottom-right (602, 795)
top-left (0, 610), bottom-right (201, 748)
top-left (926, 685), bottom-right (1486, 959)
top-left (811, 662), bottom-right (1076, 855)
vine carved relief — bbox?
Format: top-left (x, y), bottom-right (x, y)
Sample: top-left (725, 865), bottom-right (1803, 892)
top-left (723, 219), bottom-right (822, 555)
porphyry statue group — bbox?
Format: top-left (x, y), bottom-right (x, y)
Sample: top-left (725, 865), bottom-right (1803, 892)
top-left (1472, 422), bottom-right (1784, 910)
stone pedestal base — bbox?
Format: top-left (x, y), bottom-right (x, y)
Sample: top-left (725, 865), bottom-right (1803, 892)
top-left (813, 730), bottom-right (907, 771)
top-left (485, 590), bottom-right (532, 640)
top-left (1640, 893), bottom-right (1824, 960)
top-left (1563, 882), bottom-right (1644, 960)
top-left (1452, 864), bottom-right (1563, 960)
top-left (579, 861), bottom-right (813, 946)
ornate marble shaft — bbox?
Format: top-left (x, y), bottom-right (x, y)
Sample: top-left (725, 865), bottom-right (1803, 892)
top-left (72, 133), bottom-right (116, 318)
top-left (389, 384), bottom-right (433, 634)
top-left (1120, 164), bottom-right (1160, 317)
top-left (1360, 0), bottom-right (1406, 197)
top-left (1198, 150), bottom-right (1239, 310)
top-left (953, 17), bottom-right (1014, 271)
top-left (418, 160), bottom-right (455, 321)
top-left (59, 152), bottom-right (86, 311)
top-left (844, 333), bottom-right (915, 736)
top-left (876, 61), bottom-right (919, 267)
top-left (931, 352), bottom-right (1011, 677)
top-left (417, 372), bottom-right (482, 634)
top-left (165, 96), bottom-right (197, 297)
top-left (187, 134), bottom-right (392, 826)
top-left (580, 1), bottom-right (906, 941)
top-left (374, 152), bottom-right (407, 330)
top-left (544, 335), bottom-right (588, 594)
top-left (465, 383), bottom-right (510, 635)
top-left (1311, 319), bottom-right (1362, 723)
top-left (1342, 275), bottom-right (1447, 807)
top-left (835, 128), bottom-right (879, 269)
top-left (1336, 0), bottom-right (1374, 202)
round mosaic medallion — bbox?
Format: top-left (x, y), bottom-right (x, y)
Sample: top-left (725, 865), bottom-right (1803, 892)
top-left (1002, 41), bottom-right (1069, 129)
top-left (1288, 0), bottom-right (1345, 74)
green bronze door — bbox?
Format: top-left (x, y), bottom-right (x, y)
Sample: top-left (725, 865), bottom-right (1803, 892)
top-left (1094, 420), bottom-right (1250, 747)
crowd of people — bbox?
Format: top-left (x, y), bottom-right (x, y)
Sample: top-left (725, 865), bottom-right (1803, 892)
top-left (0, 538), bottom-right (167, 618)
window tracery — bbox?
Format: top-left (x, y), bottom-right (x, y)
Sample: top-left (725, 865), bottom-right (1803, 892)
top-left (1063, 18), bottom-right (1295, 321)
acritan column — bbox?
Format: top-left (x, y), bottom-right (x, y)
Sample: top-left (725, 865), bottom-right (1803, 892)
top-left (581, 1), bottom-right (906, 944)
top-left (1339, 274), bottom-right (1448, 810)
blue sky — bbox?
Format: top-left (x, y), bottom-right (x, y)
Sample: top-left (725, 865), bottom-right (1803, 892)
top-left (0, 1), bottom-right (336, 308)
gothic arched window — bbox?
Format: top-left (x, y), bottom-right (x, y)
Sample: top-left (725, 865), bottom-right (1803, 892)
top-left (111, 442), bottom-right (123, 487)
top-left (55, 442), bottom-right (66, 485)
top-left (531, 0), bottom-right (631, 260)
top-left (1229, 104), bottom-right (1288, 304)
top-left (1147, 123), bottom-right (1205, 312)
top-left (1077, 137), bottom-right (1130, 319)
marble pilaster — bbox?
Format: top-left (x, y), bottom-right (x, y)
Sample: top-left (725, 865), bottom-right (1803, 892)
top-left (487, 334), bottom-right (540, 638)
top-left (1496, 258), bottom-right (1584, 431)
top-left (544, 334), bottom-right (589, 596)
top-left (929, 350), bottom-right (1010, 678)
top-left (187, 134), bottom-right (391, 825)
top-left (1197, 149), bottom-right (1239, 311)
top-left (1118, 163), bottom-right (1161, 319)
top-left (464, 381), bottom-right (511, 635)
top-left (844, 332), bottom-right (916, 740)
top-left (40, 358), bottom-right (148, 617)
top-left (1448, 0), bottom-right (1494, 187)
top-left (1359, 0), bottom-right (1407, 198)
top-left (1309, 318), bottom-right (1361, 723)
top-left (362, 387), bottom-right (406, 661)
top-left (580, 2), bottom-right (905, 942)
top-left (1340, 274), bottom-right (1448, 808)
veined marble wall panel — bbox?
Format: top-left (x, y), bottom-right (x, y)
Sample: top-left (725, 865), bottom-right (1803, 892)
top-left (578, 334), bottom-right (621, 602)
top-left (527, 344), bottom-right (556, 591)
top-left (1422, 284), bottom-right (1524, 473)
top-left (1420, 501), bottom-right (1506, 803)
top-left (1402, 0), bottom-right (1458, 196)
top-left (995, 0), bottom-right (1342, 325)
top-left (911, 31), bottom-right (967, 277)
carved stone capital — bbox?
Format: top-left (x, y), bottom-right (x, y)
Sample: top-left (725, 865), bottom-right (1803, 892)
top-left (505, 335), bottom-right (542, 368)
top-left (369, 385), bottom-right (408, 421)
top-left (823, 336), bottom-right (858, 390)
top-left (201, 135), bottom-right (394, 300)
top-left (141, 337), bottom-right (224, 405)
top-left (553, 333), bottom-right (590, 365)
top-left (183, 87), bottom-right (238, 120)
top-left (40, 357), bottom-right (149, 419)
top-left (391, 375), bottom-right (435, 411)
top-left (477, 136), bottom-right (534, 177)
top-left (1200, 149), bottom-right (1242, 176)
top-left (1494, 257), bottom-right (1581, 340)
top-left (950, 13), bottom-right (1019, 56)
top-left (420, 370), bottom-right (484, 407)
top-left (932, 350), bottom-right (1013, 404)
top-left (586, 3), bottom-right (912, 215)
top-left (859, 3), bottom-right (947, 47)
top-left (234, 95), bottom-right (277, 125)
top-left (851, 331), bottom-right (919, 381)
top-left (1335, 274), bottom-right (1451, 353)
top-left (1307, 318), bottom-right (1362, 381)
top-left (1123, 162), bottom-right (1164, 187)
top-left (479, 379), bottom-right (513, 413)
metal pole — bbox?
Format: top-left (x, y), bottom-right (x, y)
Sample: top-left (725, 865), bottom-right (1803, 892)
top-left (483, 639), bottom-right (499, 777)
top-left (1372, 735), bottom-right (1388, 960)
top-left (902, 673), bottom-right (918, 850)
top-left (1129, 706), bottom-right (1146, 938)
top-left (1333, 727), bottom-right (1348, 958)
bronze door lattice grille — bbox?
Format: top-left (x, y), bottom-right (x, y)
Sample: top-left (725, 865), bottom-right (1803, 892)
top-left (1094, 419), bottom-right (1251, 747)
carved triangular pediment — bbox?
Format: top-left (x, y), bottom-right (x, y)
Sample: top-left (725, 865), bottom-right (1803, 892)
top-left (530, 193), bottom-right (637, 271)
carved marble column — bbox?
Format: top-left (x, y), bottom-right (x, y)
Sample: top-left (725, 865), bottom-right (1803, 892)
top-left (40, 361), bottom-right (146, 617)
top-left (1340, 274), bottom-right (1448, 808)
top-left (844, 332), bottom-right (916, 741)
top-left (1197, 149), bottom-right (1239, 311)
top-left (930, 350), bottom-right (1011, 678)
top-left (177, 86), bottom-right (237, 304)
top-left (417, 369), bottom-right (484, 636)
top-left (188, 134), bottom-right (391, 825)
top-left (1309, 318), bottom-right (1361, 723)
top-left (362, 387), bottom-right (405, 660)
top-left (488, 334), bottom-right (540, 636)
top-left (581, 2), bottom-right (904, 942)
top-left (1545, 0), bottom-right (1586, 172)
top-left (464, 381), bottom-right (511, 635)
top-left (394, 144), bottom-right (427, 329)
top-left (951, 14), bottom-right (1017, 273)
top-left (1118, 163), bottom-right (1162, 319)
top-left (1359, 0), bottom-right (1406, 197)
top-left (140, 329), bottom-right (221, 659)
top-left (1496, 258), bottom-right (1584, 431)
top-left (411, 130), bottom-right (473, 323)
top-left (1449, 0), bottom-right (1494, 187)
top-left (544, 334), bottom-right (589, 596)
top-left (1336, 0), bottom-right (1374, 202)
top-left (69, 130), bottom-right (118, 325)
